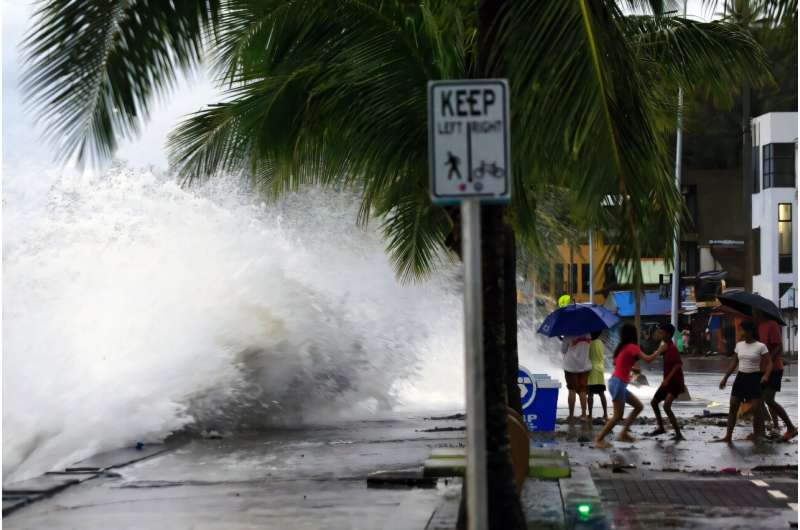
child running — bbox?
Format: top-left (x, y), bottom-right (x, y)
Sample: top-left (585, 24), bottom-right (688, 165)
top-left (646, 323), bottom-right (685, 441)
top-left (712, 320), bottom-right (772, 444)
top-left (587, 330), bottom-right (608, 422)
top-left (594, 323), bottom-right (660, 449)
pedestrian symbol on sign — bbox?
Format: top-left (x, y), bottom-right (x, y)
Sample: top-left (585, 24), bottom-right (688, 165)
top-left (446, 151), bottom-right (462, 180)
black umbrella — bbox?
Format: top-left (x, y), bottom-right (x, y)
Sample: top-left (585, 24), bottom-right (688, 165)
top-left (716, 291), bottom-right (786, 326)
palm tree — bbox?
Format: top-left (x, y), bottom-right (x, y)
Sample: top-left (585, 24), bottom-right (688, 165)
top-left (22, 1), bottom-right (773, 527)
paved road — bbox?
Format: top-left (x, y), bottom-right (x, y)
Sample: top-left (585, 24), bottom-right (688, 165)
top-left (5, 364), bottom-right (797, 530)
top-left (5, 418), bottom-right (463, 530)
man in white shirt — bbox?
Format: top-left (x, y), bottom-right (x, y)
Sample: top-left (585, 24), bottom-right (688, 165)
top-left (561, 334), bottom-right (593, 421)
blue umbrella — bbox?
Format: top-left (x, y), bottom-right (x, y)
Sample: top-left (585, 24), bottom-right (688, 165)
top-left (537, 304), bottom-right (620, 337)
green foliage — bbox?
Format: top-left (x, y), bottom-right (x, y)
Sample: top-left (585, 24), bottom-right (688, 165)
top-left (22, 0), bottom-right (773, 283)
top-left (23, 0), bottom-right (220, 165)
top-left (683, 1), bottom-right (797, 170)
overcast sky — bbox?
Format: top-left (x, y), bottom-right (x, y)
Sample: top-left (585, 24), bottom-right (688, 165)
top-left (2, 0), bottom-right (714, 172)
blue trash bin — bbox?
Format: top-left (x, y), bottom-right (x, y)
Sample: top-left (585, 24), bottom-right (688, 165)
top-left (518, 365), bottom-right (561, 432)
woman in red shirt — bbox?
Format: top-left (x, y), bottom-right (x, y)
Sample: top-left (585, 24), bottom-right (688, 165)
top-left (594, 324), bottom-right (660, 449)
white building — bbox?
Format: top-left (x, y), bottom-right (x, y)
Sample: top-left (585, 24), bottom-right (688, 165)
top-left (750, 112), bottom-right (798, 352)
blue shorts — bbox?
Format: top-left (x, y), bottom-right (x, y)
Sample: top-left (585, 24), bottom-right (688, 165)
top-left (607, 376), bottom-right (628, 402)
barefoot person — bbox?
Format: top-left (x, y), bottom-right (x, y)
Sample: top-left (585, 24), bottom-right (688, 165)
top-left (587, 330), bottom-right (608, 422)
top-left (594, 324), bottom-right (659, 449)
top-left (561, 334), bottom-right (592, 422)
top-left (754, 310), bottom-right (798, 441)
top-left (646, 323), bottom-right (685, 441)
top-left (712, 320), bottom-right (771, 444)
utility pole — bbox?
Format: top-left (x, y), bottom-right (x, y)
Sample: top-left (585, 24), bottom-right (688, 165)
top-left (670, 0), bottom-right (687, 329)
top-left (589, 230), bottom-right (594, 304)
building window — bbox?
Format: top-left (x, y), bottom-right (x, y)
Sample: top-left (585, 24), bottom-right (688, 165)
top-left (753, 227), bottom-right (761, 276)
top-left (779, 203), bottom-right (792, 273)
top-left (779, 283), bottom-right (793, 298)
top-left (570, 264), bottom-right (578, 296)
top-left (683, 242), bottom-right (698, 276)
top-left (752, 145), bottom-right (760, 193)
top-left (763, 143), bottom-right (796, 189)
top-left (554, 263), bottom-right (565, 294)
top-left (683, 185), bottom-right (697, 232)
top-left (604, 263), bottom-right (617, 287)
top-left (581, 264), bottom-right (590, 294)
top-left (540, 263), bottom-right (551, 295)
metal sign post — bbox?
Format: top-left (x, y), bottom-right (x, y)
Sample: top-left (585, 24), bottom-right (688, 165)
top-left (428, 79), bottom-right (510, 530)
top-left (461, 198), bottom-right (487, 530)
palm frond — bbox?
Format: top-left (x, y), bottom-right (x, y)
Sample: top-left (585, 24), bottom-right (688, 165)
top-left (623, 15), bottom-right (772, 93)
top-left (169, 0), bottom-right (470, 279)
top-left (22, 0), bottom-right (220, 165)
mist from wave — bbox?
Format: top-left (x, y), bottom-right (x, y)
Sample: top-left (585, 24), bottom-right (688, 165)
top-left (3, 164), bottom-right (475, 481)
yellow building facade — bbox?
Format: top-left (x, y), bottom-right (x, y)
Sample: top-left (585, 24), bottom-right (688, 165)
top-left (530, 234), bottom-right (669, 305)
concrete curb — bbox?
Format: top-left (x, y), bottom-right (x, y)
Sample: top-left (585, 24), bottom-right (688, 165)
top-left (2, 444), bottom-right (171, 518)
top-left (559, 466), bottom-right (608, 530)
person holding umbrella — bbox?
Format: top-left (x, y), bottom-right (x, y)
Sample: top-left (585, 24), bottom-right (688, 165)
top-left (717, 291), bottom-right (797, 442)
top-left (537, 304), bottom-right (620, 423)
top-left (754, 309), bottom-right (797, 441)
top-left (561, 333), bottom-right (592, 422)
top-left (712, 320), bottom-right (771, 444)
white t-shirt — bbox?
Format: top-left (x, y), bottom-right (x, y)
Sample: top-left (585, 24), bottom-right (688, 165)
top-left (735, 340), bottom-right (769, 373)
top-left (561, 335), bottom-right (592, 373)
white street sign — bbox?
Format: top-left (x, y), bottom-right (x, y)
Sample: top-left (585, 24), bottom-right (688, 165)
top-left (428, 79), bottom-right (510, 204)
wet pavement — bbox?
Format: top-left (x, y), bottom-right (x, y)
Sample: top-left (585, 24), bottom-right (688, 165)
top-left (4, 419), bottom-right (464, 530)
top-left (4, 364), bottom-right (798, 529)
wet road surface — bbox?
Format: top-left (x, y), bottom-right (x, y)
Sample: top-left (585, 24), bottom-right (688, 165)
top-left (5, 362), bottom-right (797, 529)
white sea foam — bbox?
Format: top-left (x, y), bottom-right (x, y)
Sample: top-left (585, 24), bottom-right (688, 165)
top-left (2, 164), bottom-right (470, 481)
top-left (2, 161), bottom-right (573, 482)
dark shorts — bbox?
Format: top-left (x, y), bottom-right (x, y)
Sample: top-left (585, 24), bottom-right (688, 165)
top-left (766, 369), bottom-right (783, 392)
top-left (564, 371), bottom-right (590, 393)
top-left (587, 384), bottom-right (606, 394)
top-left (653, 383), bottom-right (684, 402)
top-left (732, 372), bottom-right (764, 402)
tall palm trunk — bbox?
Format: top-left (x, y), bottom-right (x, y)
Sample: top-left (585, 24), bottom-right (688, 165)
top-left (480, 205), bottom-right (526, 529)
top-left (456, 1), bottom-right (525, 529)
top-left (504, 223), bottom-right (522, 415)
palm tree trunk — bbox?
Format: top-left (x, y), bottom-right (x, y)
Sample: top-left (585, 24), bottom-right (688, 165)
top-left (456, 1), bottom-right (525, 529)
top-left (504, 223), bottom-right (522, 415)
top-left (481, 205), bottom-right (526, 529)
top-left (634, 263), bottom-right (642, 334)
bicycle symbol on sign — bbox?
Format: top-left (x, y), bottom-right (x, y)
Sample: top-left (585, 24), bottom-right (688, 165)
top-left (472, 160), bottom-right (505, 181)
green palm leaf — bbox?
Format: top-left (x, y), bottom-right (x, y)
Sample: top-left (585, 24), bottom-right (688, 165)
top-left (23, 0), bottom-right (220, 164)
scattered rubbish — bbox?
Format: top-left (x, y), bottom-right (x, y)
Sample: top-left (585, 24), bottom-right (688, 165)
top-left (200, 430), bottom-right (223, 439)
top-left (751, 464), bottom-right (798, 474)
top-left (425, 413), bottom-right (465, 421)
top-left (416, 426), bottom-right (466, 433)
top-left (599, 462), bottom-right (636, 473)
